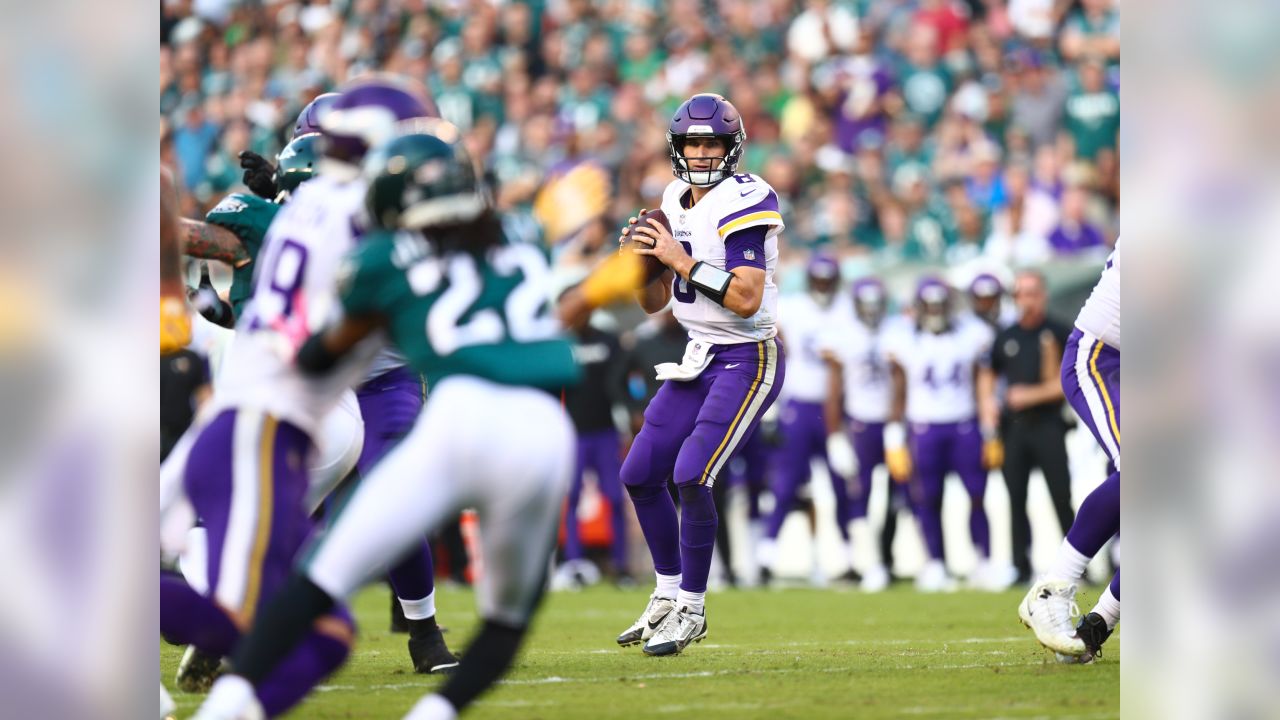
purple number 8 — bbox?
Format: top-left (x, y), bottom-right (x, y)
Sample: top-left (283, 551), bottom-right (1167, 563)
top-left (672, 240), bottom-right (696, 303)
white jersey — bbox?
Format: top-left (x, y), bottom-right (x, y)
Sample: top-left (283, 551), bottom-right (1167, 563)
top-left (660, 174), bottom-right (784, 345)
top-left (213, 176), bottom-right (384, 433)
top-left (884, 315), bottom-right (994, 424)
top-left (777, 292), bottom-right (853, 402)
top-left (1073, 240), bottom-right (1120, 350)
top-left (820, 315), bottom-right (898, 423)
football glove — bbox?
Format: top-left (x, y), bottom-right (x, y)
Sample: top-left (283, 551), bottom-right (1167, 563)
top-left (239, 150), bottom-right (279, 200)
top-left (160, 296), bottom-right (192, 354)
top-left (982, 429), bottom-right (1004, 470)
top-left (581, 247), bottom-right (646, 308)
top-left (884, 421), bottom-right (912, 482)
top-left (826, 432), bottom-right (858, 480)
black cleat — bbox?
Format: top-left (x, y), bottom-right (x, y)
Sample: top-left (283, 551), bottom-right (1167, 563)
top-left (759, 566), bottom-right (774, 587)
top-left (1073, 612), bottom-right (1114, 662)
top-left (836, 568), bottom-right (863, 584)
top-left (175, 644), bottom-right (224, 693)
top-left (390, 593), bottom-right (410, 634)
top-left (408, 621), bottom-right (460, 675)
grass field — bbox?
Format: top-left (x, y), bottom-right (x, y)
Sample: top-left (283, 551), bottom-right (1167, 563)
top-left (163, 583), bottom-right (1119, 719)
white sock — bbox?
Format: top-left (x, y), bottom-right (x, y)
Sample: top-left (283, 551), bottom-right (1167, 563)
top-left (756, 537), bottom-right (777, 569)
top-left (846, 538), bottom-right (858, 573)
top-left (399, 590), bottom-right (436, 621)
top-left (404, 694), bottom-right (458, 720)
top-left (1091, 585), bottom-right (1121, 630)
top-left (655, 572), bottom-right (681, 600)
top-left (201, 674), bottom-right (258, 716)
top-left (1047, 540), bottom-right (1090, 583)
top-left (675, 589), bottom-right (706, 615)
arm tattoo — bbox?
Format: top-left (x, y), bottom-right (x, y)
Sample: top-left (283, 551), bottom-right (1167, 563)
top-left (181, 219), bottom-right (251, 267)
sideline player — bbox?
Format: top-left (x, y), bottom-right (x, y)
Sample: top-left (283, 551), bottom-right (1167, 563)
top-left (613, 93), bottom-right (786, 656)
top-left (757, 254), bottom-right (858, 586)
top-left (820, 276), bottom-right (899, 592)
top-left (1020, 242), bottom-right (1120, 662)
top-left (883, 277), bottom-right (1003, 591)
top-left (195, 126), bottom-right (645, 720)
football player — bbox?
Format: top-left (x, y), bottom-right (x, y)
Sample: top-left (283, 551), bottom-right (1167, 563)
top-left (968, 272), bottom-right (1014, 330)
top-left (820, 276), bottom-right (901, 592)
top-left (195, 129), bottom-right (587, 720)
top-left (1020, 242), bottom-right (1120, 662)
top-left (161, 78), bottom-right (449, 717)
top-left (757, 254), bottom-right (858, 587)
top-left (883, 277), bottom-right (1003, 591)
top-left (614, 93), bottom-right (786, 656)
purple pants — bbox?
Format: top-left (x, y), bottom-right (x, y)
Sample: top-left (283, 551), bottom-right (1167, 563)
top-left (847, 420), bottom-right (888, 520)
top-left (621, 338), bottom-right (786, 594)
top-left (764, 399), bottom-right (852, 540)
top-left (908, 419), bottom-right (990, 561)
top-left (1061, 328), bottom-right (1121, 558)
top-left (727, 429), bottom-right (771, 520)
top-left (565, 428), bottom-right (627, 568)
top-left (356, 366), bottom-right (435, 604)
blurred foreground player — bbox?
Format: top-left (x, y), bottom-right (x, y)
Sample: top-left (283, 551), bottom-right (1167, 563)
top-left (1020, 242), bottom-right (1120, 662)
top-left (614, 93), bottom-right (786, 656)
top-left (161, 167), bottom-right (192, 354)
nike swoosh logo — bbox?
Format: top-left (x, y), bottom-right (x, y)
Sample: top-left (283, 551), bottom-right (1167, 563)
top-left (740, 190), bottom-right (753, 197)
top-left (725, 363), bottom-right (740, 369)
top-left (647, 617), bottom-right (665, 630)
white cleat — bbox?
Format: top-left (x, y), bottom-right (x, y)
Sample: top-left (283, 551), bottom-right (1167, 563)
top-left (915, 560), bottom-right (956, 593)
top-left (160, 684), bottom-right (176, 720)
top-left (860, 564), bottom-right (890, 593)
top-left (192, 675), bottom-right (266, 720)
top-left (616, 593), bottom-right (676, 647)
top-left (1018, 579), bottom-right (1088, 656)
top-left (642, 605), bottom-right (708, 656)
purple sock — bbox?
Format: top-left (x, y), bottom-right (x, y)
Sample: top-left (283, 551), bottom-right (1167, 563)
top-left (256, 609), bottom-right (353, 717)
top-left (958, 465), bottom-right (990, 558)
top-left (913, 474), bottom-right (946, 561)
top-left (388, 540), bottom-right (435, 604)
top-left (1066, 471), bottom-right (1120, 558)
top-left (160, 573), bottom-right (239, 656)
top-left (625, 483), bottom-right (681, 576)
top-left (1109, 569), bottom-right (1120, 600)
top-left (677, 484), bottom-right (717, 594)
top-left (564, 477), bottom-right (585, 561)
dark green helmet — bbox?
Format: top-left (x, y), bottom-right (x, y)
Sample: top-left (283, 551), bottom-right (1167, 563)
top-left (362, 119), bottom-right (486, 231)
top-left (274, 132), bottom-right (320, 201)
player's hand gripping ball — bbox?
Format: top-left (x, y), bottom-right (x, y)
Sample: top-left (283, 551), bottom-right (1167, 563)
top-left (618, 208), bottom-right (673, 283)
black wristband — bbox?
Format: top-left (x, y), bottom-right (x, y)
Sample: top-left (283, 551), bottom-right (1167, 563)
top-left (198, 296), bottom-right (236, 329)
top-left (295, 333), bottom-right (340, 375)
top-left (687, 261), bottom-right (733, 305)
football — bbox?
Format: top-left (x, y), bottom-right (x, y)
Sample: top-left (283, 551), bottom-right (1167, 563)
top-left (627, 207), bottom-right (674, 283)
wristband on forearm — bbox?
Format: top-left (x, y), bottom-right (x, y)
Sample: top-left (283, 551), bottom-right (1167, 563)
top-left (688, 261), bottom-right (733, 305)
top-left (884, 421), bottom-right (907, 450)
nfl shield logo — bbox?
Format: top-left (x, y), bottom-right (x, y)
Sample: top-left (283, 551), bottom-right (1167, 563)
top-left (743, 249), bottom-right (756, 261)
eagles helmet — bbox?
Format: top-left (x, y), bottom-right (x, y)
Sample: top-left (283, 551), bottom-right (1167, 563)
top-left (292, 92), bottom-right (340, 139)
top-left (851, 276), bottom-right (887, 327)
top-left (667, 93), bottom-right (746, 187)
top-left (914, 276), bottom-right (953, 333)
top-left (274, 132), bottom-right (320, 201)
top-left (362, 127), bottom-right (486, 232)
top-left (806, 253), bottom-right (840, 307)
top-left (319, 77), bottom-right (437, 181)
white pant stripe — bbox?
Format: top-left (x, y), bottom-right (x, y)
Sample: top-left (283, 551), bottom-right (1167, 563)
top-left (1073, 332), bottom-right (1121, 469)
top-left (707, 339), bottom-right (779, 484)
top-left (217, 410), bottom-right (263, 613)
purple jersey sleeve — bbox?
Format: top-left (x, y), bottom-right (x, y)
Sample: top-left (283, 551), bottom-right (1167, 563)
top-left (723, 225), bottom-right (767, 271)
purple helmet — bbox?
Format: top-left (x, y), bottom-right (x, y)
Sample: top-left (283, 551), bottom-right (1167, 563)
top-left (968, 272), bottom-right (1003, 299)
top-left (666, 93), bottom-right (746, 187)
top-left (318, 77), bottom-right (437, 174)
top-left (914, 275), bottom-right (953, 333)
top-left (806, 253), bottom-right (841, 306)
top-left (851, 276), bottom-right (886, 326)
top-left (292, 92), bottom-right (340, 139)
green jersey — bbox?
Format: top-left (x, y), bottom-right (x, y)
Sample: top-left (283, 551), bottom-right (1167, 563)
top-left (337, 230), bottom-right (581, 391)
top-left (205, 193), bottom-right (280, 318)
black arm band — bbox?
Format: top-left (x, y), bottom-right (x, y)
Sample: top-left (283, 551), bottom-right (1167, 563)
top-left (688, 261), bottom-right (734, 306)
top-left (295, 333), bottom-right (341, 375)
top-left (199, 296), bottom-right (236, 329)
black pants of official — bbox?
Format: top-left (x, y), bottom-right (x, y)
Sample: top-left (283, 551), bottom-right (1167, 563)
top-left (1003, 417), bottom-right (1075, 579)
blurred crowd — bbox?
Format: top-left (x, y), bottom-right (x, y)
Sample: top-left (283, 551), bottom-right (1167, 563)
top-left (161, 0), bottom-right (1118, 274)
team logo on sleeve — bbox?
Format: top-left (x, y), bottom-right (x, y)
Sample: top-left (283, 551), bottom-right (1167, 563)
top-left (743, 249), bottom-right (756, 261)
top-left (211, 196), bottom-right (248, 214)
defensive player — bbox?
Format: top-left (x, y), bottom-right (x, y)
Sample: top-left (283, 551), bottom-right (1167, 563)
top-left (195, 127), bottom-right (643, 720)
top-left (159, 78), bottom-right (444, 717)
top-left (614, 93), bottom-right (786, 656)
top-left (1020, 242), bottom-right (1120, 662)
top-left (883, 277), bottom-right (1003, 591)
top-left (820, 276), bottom-right (900, 592)
top-left (757, 254), bottom-right (858, 586)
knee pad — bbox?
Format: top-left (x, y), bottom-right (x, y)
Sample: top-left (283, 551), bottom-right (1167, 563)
top-left (625, 482), bottom-right (665, 503)
top-left (678, 484), bottom-right (717, 523)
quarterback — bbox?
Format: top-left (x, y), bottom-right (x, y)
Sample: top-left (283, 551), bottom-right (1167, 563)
top-left (616, 93), bottom-right (786, 656)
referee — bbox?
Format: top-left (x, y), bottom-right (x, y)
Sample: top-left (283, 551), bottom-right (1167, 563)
top-left (981, 269), bottom-right (1075, 583)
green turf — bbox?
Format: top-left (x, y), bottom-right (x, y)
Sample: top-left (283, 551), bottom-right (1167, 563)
top-left (163, 584), bottom-right (1118, 719)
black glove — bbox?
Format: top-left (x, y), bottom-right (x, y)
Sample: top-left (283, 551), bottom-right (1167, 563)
top-left (187, 262), bottom-right (237, 328)
top-left (239, 150), bottom-right (279, 200)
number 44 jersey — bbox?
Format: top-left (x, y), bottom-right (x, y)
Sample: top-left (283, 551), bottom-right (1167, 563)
top-left (883, 315), bottom-right (994, 425)
top-left (336, 229), bottom-right (581, 391)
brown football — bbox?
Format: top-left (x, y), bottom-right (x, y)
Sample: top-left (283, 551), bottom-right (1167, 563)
top-left (626, 208), bottom-right (674, 283)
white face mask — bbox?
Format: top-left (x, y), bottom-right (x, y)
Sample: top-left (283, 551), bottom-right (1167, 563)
top-left (677, 155), bottom-right (729, 187)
